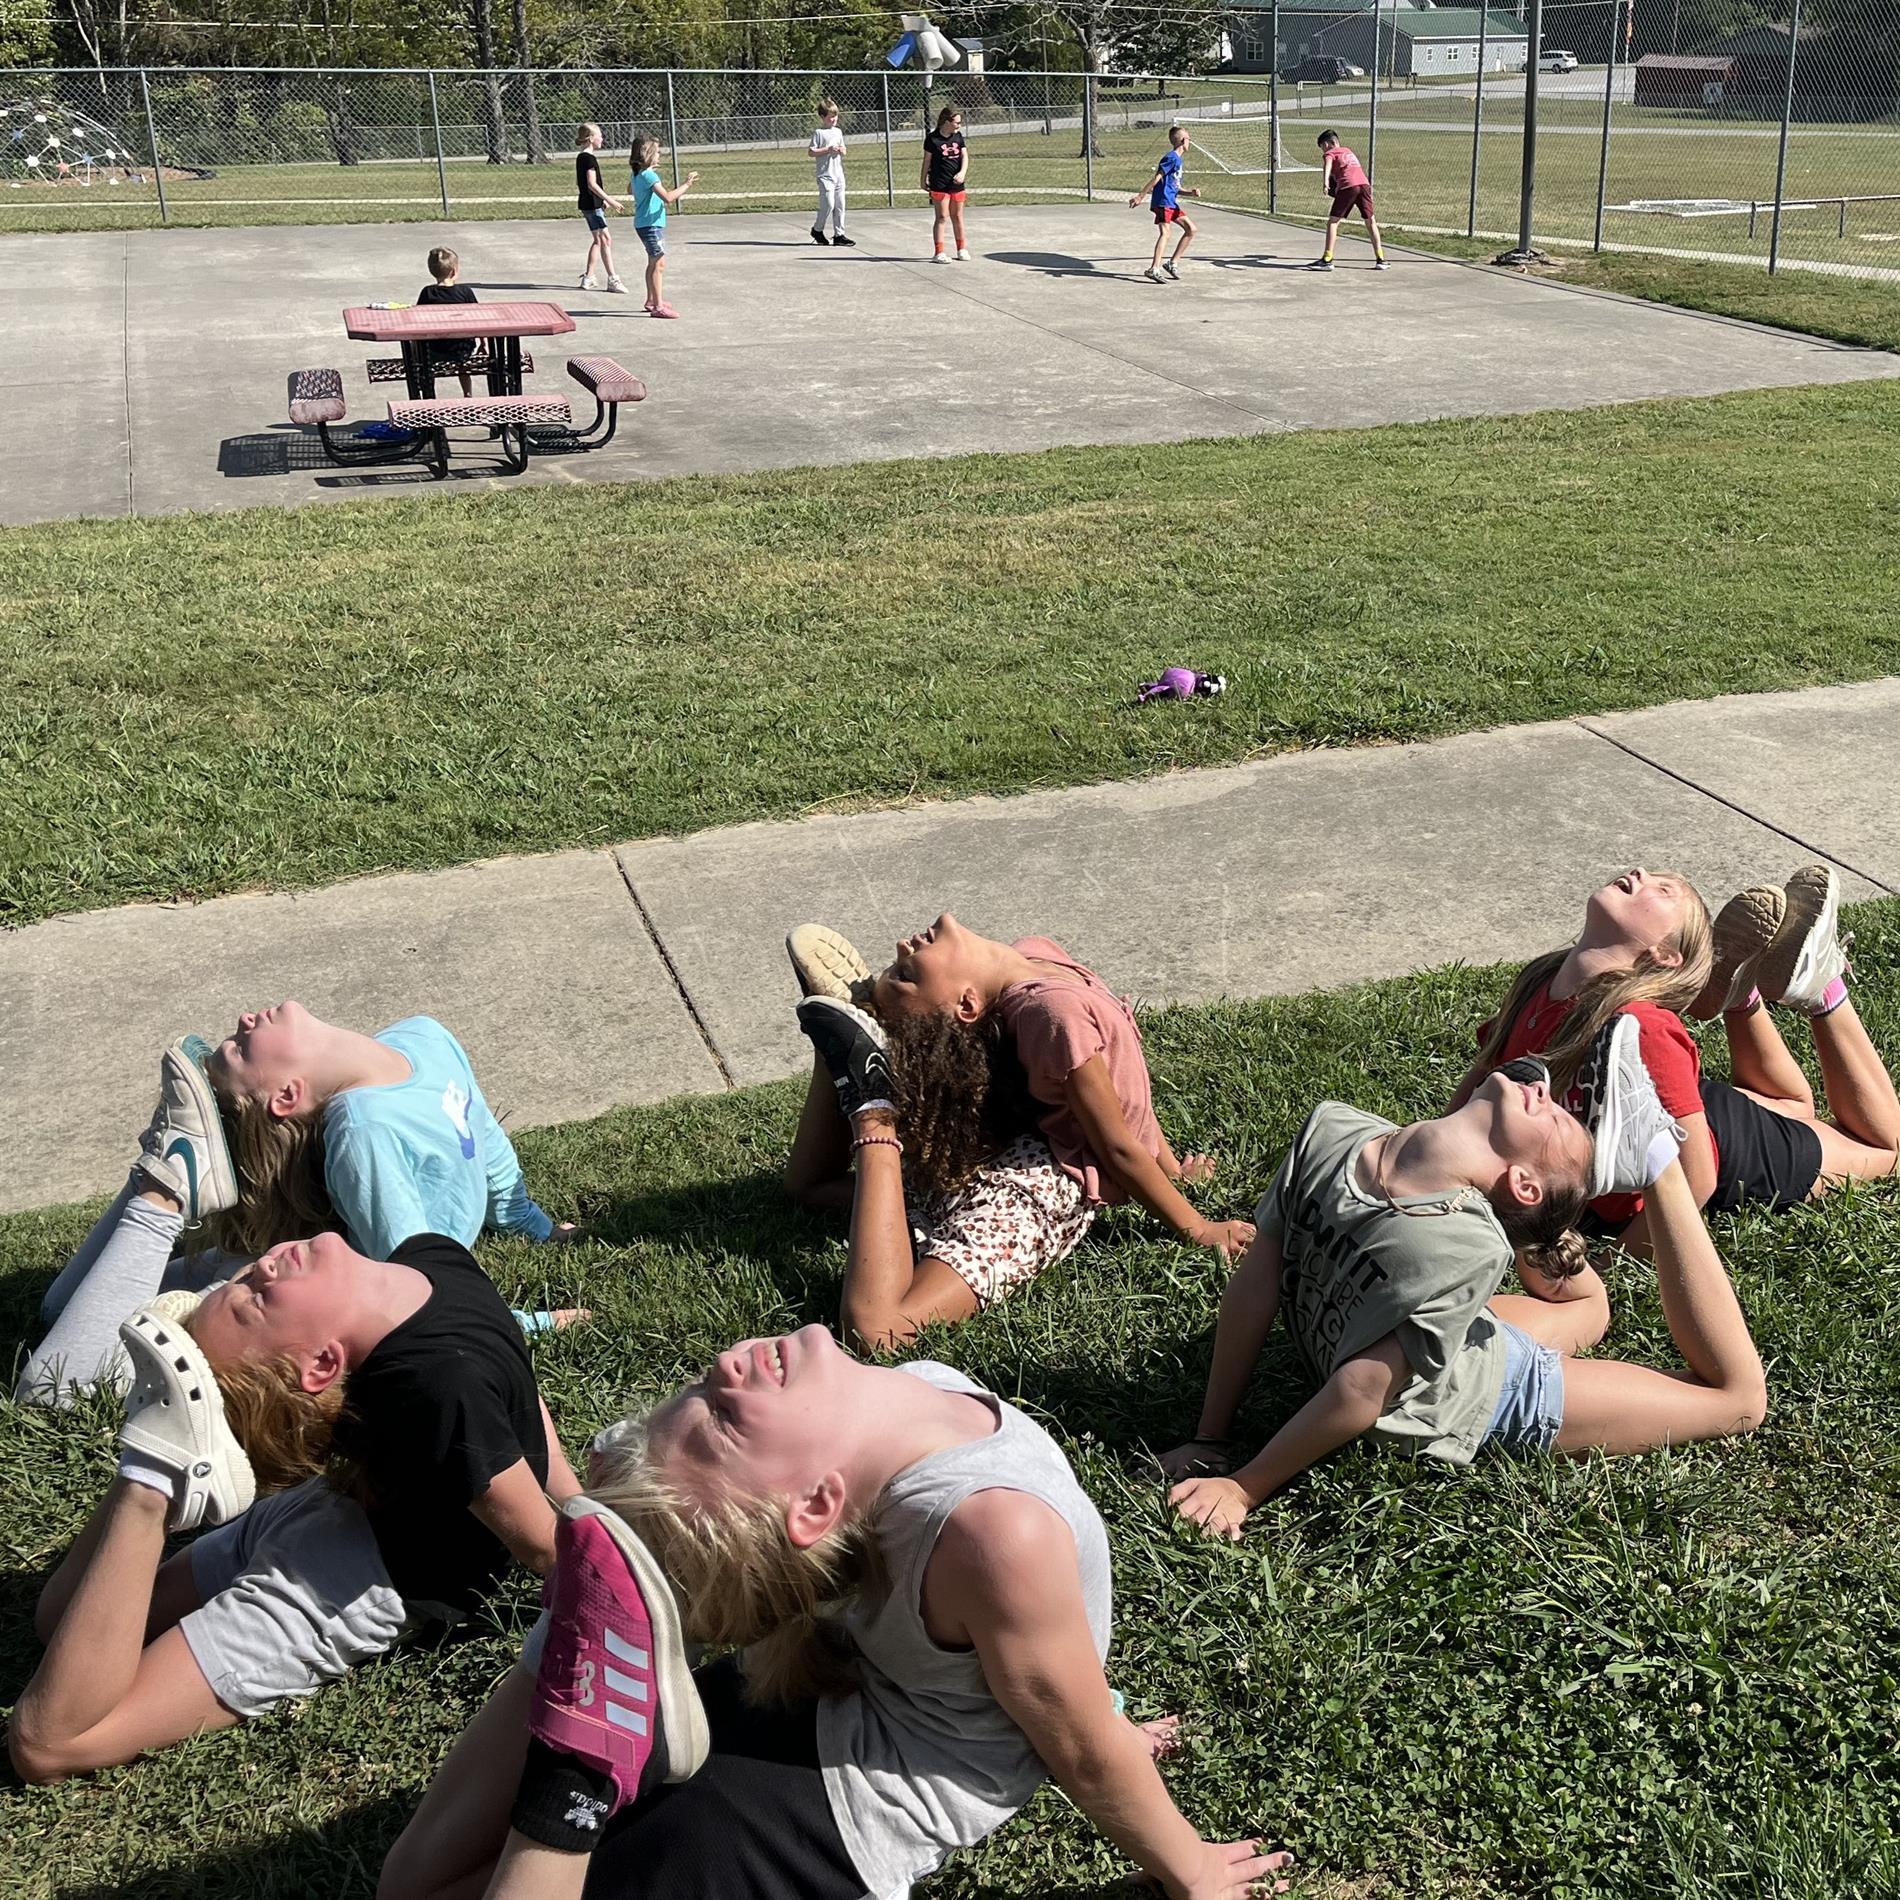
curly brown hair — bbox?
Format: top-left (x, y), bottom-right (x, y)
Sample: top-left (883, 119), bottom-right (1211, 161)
top-left (878, 1011), bottom-right (1036, 1202)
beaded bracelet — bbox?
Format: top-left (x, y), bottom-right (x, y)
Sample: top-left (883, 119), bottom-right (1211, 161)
top-left (852, 1133), bottom-right (904, 1155)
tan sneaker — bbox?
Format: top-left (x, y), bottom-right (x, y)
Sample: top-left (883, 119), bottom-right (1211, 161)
top-left (1689, 885), bottom-right (1784, 1019)
top-left (1755, 864), bottom-right (1849, 1013)
top-left (785, 924), bottom-right (872, 1003)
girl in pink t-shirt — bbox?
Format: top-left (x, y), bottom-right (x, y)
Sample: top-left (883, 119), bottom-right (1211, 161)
top-left (784, 914), bottom-right (1255, 1349)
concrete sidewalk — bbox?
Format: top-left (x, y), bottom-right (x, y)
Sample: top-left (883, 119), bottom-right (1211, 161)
top-left (4, 677), bottom-right (1896, 1213)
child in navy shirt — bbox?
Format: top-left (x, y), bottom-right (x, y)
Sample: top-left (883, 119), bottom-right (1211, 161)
top-left (1130, 126), bottom-right (1201, 283)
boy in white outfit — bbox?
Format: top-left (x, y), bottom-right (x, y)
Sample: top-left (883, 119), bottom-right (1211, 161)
top-left (808, 98), bottom-right (853, 246)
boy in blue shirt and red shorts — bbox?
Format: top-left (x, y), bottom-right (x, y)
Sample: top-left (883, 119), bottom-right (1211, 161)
top-left (1310, 129), bottom-right (1387, 270)
top-left (1130, 126), bottom-right (1201, 283)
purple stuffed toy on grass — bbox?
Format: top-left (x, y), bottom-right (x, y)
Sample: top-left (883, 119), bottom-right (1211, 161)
top-left (1136, 667), bottom-right (1226, 705)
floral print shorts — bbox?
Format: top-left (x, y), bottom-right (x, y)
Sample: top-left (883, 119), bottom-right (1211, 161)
top-left (912, 1133), bottom-right (1096, 1308)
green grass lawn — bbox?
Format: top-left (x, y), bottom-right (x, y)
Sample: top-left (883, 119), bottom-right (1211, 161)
top-left (4, 907), bottom-right (1898, 1899)
top-left (5, 376), bottom-right (1900, 927)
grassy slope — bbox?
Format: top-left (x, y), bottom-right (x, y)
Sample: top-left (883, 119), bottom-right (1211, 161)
top-left (6, 377), bottom-right (1900, 925)
top-left (2, 907), bottom-right (1897, 1898)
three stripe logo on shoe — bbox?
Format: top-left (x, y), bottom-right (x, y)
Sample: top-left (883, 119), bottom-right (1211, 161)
top-left (602, 1626), bottom-right (652, 1737)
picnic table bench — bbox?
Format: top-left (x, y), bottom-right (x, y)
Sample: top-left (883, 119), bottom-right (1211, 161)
top-left (284, 300), bottom-right (647, 478)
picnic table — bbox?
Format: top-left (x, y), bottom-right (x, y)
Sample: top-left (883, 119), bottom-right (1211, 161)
top-left (340, 300), bottom-right (577, 400)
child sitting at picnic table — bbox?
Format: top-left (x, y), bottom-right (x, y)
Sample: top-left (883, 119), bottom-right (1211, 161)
top-left (417, 246), bottom-right (478, 396)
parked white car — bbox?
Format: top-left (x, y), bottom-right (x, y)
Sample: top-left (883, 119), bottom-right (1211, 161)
top-left (1539, 48), bottom-right (1579, 71)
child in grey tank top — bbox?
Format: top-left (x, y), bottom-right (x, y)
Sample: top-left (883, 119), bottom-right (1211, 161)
top-left (382, 1325), bottom-right (1293, 1900)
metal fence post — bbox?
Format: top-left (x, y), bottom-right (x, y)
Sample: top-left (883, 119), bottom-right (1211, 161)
top-left (1468, 6), bottom-right (1487, 236)
top-left (882, 70), bottom-right (895, 206)
top-left (1269, 0), bottom-right (1280, 212)
top-left (1084, 73), bottom-right (1095, 200)
top-left (666, 71), bottom-right (682, 189)
top-left (1593, 1), bottom-right (1615, 250)
top-left (138, 69), bottom-right (169, 224)
top-left (1509, 0), bottom-right (1545, 259)
top-left (1367, 0), bottom-right (1382, 179)
top-left (427, 71), bottom-right (451, 214)
top-left (1767, 0), bottom-right (1801, 274)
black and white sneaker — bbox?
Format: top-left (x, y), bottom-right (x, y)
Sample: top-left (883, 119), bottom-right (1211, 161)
top-left (1571, 1015), bottom-right (1684, 1199)
top-left (796, 996), bottom-right (896, 1121)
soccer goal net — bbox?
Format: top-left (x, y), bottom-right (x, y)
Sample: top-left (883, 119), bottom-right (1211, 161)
top-left (1187, 106), bottom-right (1318, 177)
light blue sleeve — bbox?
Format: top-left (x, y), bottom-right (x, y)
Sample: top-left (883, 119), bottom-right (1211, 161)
top-left (323, 1112), bottom-right (434, 1261)
top-left (475, 1095), bottom-right (555, 1243)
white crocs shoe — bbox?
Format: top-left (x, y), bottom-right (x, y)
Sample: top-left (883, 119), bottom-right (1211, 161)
top-left (119, 1291), bottom-right (255, 1532)
top-left (1571, 1015), bottom-right (1684, 1199)
top-left (136, 1038), bottom-right (239, 1223)
top-left (785, 924), bottom-right (872, 1003)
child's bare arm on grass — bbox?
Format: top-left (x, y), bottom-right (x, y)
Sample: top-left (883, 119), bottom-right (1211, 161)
top-left (1171, 1335), bottom-right (1408, 1540)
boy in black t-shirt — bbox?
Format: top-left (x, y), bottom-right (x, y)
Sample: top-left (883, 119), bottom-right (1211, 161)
top-left (921, 105), bottom-right (969, 262)
top-left (11, 1230), bottom-right (580, 1784)
top-left (417, 246), bottom-right (479, 395)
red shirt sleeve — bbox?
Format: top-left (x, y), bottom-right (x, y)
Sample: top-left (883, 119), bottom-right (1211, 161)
top-left (1627, 1003), bottom-right (1704, 1123)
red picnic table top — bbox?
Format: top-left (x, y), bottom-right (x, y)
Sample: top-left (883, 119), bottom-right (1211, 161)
top-left (341, 300), bottom-right (577, 342)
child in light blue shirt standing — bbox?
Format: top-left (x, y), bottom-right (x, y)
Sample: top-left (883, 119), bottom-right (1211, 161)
top-left (630, 130), bottom-right (700, 319)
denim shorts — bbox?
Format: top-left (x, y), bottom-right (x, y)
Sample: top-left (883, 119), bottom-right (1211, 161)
top-left (582, 206), bottom-right (608, 232)
top-left (1482, 1319), bottom-right (1565, 1455)
top-left (637, 224), bottom-right (666, 258)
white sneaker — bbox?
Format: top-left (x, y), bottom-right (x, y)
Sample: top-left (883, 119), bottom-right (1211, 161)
top-left (1162, 259), bottom-right (1181, 280)
top-left (932, 249), bottom-right (951, 264)
top-left (604, 275), bottom-right (630, 294)
top-left (1144, 266), bottom-right (1166, 283)
top-left (955, 247), bottom-right (971, 261)
top-left (119, 1291), bottom-right (256, 1532)
top-left (136, 1038), bottom-right (239, 1223)
top-left (579, 273), bottom-right (597, 291)
top-left (1572, 1015), bottom-right (1684, 1199)
top-left (1757, 864), bottom-right (1850, 1013)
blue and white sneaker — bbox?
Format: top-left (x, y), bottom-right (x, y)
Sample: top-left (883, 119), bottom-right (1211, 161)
top-left (1571, 1015), bottom-right (1684, 1198)
top-left (136, 1038), bottom-right (239, 1222)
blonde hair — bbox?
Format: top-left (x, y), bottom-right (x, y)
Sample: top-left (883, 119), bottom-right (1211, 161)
top-left (196, 1089), bottom-right (333, 1261)
top-left (630, 132), bottom-right (659, 173)
top-left (578, 122), bottom-right (601, 147)
top-left (184, 1334), bottom-right (345, 1493)
top-left (818, 96), bottom-right (839, 117)
top-left (590, 1418), bottom-right (882, 1706)
top-left (1475, 871), bottom-right (1713, 1099)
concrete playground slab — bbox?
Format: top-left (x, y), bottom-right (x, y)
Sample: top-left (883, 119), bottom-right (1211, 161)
top-left (3, 203), bottom-right (1898, 524)
top-left (0, 851), bottom-right (723, 1213)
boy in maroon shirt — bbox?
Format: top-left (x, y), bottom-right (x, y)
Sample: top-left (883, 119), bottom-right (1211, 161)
top-left (1309, 129), bottom-right (1388, 272)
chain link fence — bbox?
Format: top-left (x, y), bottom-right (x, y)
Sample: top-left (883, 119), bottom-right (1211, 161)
top-left (2, 35), bottom-right (1894, 277)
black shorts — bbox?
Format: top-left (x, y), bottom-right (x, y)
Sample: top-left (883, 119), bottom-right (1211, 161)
top-left (1701, 1076), bottom-right (1823, 1214)
top-left (583, 1657), bottom-right (859, 1900)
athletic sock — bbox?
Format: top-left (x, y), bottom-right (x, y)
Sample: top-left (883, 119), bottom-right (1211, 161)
top-left (118, 1454), bottom-right (176, 1500)
top-left (1322, 251), bottom-right (1334, 262)
top-left (510, 1737), bottom-right (621, 1852)
top-left (1817, 975), bottom-right (1850, 1016)
top-left (1726, 986), bottom-right (1764, 1018)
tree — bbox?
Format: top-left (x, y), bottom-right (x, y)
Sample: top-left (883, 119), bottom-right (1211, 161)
top-left (468, 0), bottom-right (508, 165)
top-left (511, 0), bottom-right (547, 164)
top-left (0, 0), bottom-right (57, 67)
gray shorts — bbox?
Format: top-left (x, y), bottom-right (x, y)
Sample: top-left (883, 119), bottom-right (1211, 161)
top-left (182, 1478), bottom-right (410, 1719)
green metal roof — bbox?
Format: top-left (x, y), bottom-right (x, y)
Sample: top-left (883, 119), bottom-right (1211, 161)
top-left (1396, 9), bottom-right (1530, 39)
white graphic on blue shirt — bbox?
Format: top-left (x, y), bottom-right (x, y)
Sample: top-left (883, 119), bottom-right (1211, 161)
top-left (441, 1081), bottom-right (478, 1159)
